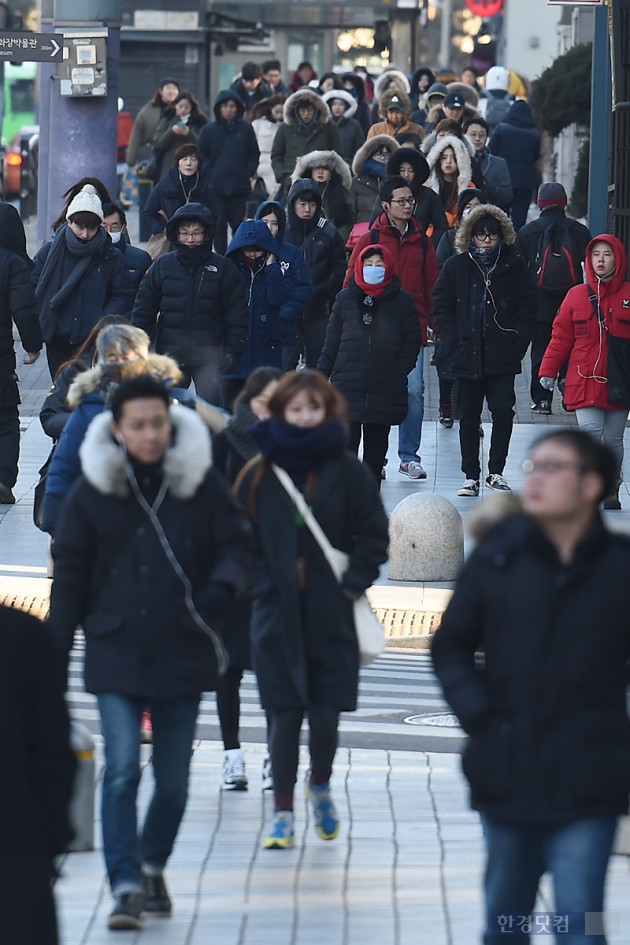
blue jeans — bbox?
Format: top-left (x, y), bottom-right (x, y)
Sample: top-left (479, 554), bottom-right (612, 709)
top-left (97, 693), bottom-right (200, 895)
top-left (481, 814), bottom-right (618, 945)
top-left (398, 347), bottom-right (425, 464)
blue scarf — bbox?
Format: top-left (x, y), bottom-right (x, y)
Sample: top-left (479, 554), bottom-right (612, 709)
top-left (250, 417), bottom-right (347, 487)
top-left (363, 158), bottom-right (387, 179)
top-left (469, 242), bottom-right (501, 271)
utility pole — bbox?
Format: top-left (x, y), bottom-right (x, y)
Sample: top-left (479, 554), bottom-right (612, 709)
top-left (440, 0), bottom-right (453, 69)
top-left (37, 0), bottom-right (121, 240)
top-left (587, 4), bottom-right (611, 236)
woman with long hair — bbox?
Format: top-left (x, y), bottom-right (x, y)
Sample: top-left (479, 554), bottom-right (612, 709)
top-left (152, 91), bottom-right (207, 182)
top-left (237, 370), bottom-right (388, 848)
top-left (125, 78), bottom-right (180, 167)
top-left (426, 135), bottom-right (474, 229)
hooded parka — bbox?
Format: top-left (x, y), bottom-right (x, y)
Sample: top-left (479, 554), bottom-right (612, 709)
top-left (432, 204), bottom-right (537, 379)
top-left (489, 100), bottom-right (541, 192)
top-left (291, 149), bottom-right (356, 242)
top-left (321, 89), bottom-right (366, 165)
top-left (270, 89), bottom-right (340, 192)
top-left (539, 235), bottom-right (630, 411)
top-left (283, 179), bottom-right (347, 320)
top-left (47, 404), bottom-right (253, 699)
top-left (238, 449), bottom-right (388, 711)
top-left (432, 507), bottom-right (630, 825)
top-left (254, 200), bottom-right (313, 334)
top-left (132, 203), bottom-right (248, 368)
top-left (426, 135), bottom-right (474, 228)
top-left (340, 73), bottom-right (372, 136)
top-left (351, 135), bottom-right (399, 223)
top-left (318, 245), bottom-right (421, 424)
top-left (197, 90), bottom-right (260, 196)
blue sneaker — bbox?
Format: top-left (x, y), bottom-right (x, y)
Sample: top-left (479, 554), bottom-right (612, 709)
top-left (305, 780), bottom-right (340, 840)
top-left (263, 810), bottom-right (294, 849)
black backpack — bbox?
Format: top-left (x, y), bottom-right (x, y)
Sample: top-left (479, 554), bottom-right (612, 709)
top-left (534, 221), bottom-right (578, 293)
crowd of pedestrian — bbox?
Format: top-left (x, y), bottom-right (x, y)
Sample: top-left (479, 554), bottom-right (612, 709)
top-left (2, 52), bottom-right (630, 945)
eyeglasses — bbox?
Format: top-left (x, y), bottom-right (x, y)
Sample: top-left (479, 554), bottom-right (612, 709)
top-left (474, 232), bottom-right (500, 243)
top-left (522, 459), bottom-right (585, 476)
top-left (374, 148), bottom-right (391, 157)
top-left (389, 197), bottom-right (416, 207)
top-left (103, 222), bottom-right (122, 233)
top-left (178, 228), bottom-right (206, 240)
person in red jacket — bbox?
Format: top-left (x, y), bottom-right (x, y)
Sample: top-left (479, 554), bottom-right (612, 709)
top-left (540, 234), bottom-right (630, 509)
top-left (345, 175), bottom-right (440, 479)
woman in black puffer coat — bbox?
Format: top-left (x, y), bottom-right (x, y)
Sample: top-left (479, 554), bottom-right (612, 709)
top-left (318, 244), bottom-right (421, 486)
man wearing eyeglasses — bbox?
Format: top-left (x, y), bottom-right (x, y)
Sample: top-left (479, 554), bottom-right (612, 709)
top-left (132, 203), bottom-right (248, 405)
top-left (345, 175), bottom-right (439, 479)
top-left (433, 204), bottom-right (536, 496)
top-left (432, 428), bottom-right (630, 945)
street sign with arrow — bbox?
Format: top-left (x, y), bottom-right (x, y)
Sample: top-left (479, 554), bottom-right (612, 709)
top-left (0, 32), bottom-right (61, 62)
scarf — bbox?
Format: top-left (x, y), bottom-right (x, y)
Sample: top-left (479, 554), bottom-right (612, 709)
top-left (296, 115), bottom-right (316, 136)
top-left (224, 402), bottom-right (260, 465)
top-left (35, 224), bottom-right (108, 343)
top-left (250, 417), bottom-right (347, 487)
top-left (362, 158), bottom-right (388, 179)
top-left (469, 242), bottom-right (501, 271)
top-left (176, 239), bottom-right (215, 269)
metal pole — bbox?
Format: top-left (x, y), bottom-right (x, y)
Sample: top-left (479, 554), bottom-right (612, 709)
top-left (587, 4), bottom-right (611, 235)
top-left (37, 0), bottom-right (57, 243)
top-left (40, 0), bottom-right (121, 235)
top-left (440, 0), bottom-right (452, 69)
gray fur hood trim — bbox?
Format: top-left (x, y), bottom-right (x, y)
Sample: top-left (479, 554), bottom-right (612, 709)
top-left (374, 69), bottom-right (410, 100)
top-left (379, 87), bottom-right (413, 121)
top-left (427, 102), bottom-right (479, 125)
top-left (455, 203), bottom-right (516, 253)
top-left (67, 353), bottom-right (184, 410)
top-left (283, 88), bottom-right (330, 126)
top-left (447, 81), bottom-right (480, 108)
top-left (321, 89), bottom-right (357, 118)
top-left (80, 403), bottom-right (212, 499)
top-left (465, 493), bottom-right (523, 544)
top-left (352, 135), bottom-right (399, 176)
top-left (426, 136), bottom-right (472, 197)
top-left (291, 149), bottom-right (352, 190)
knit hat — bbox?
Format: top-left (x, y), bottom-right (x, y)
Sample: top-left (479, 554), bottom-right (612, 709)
top-left (66, 184), bottom-right (104, 222)
top-left (537, 182), bottom-right (567, 209)
top-left (444, 91), bottom-right (465, 109)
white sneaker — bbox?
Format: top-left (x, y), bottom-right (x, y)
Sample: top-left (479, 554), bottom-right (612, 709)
top-left (223, 748), bottom-right (248, 790)
top-left (457, 479), bottom-right (480, 497)
top-left (486, 474), bottom-right (512, 493)
top-left (261, 756), bottom-right (274, 792)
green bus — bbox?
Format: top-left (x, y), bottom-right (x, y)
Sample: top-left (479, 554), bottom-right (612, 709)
top-left (3, 61), bottom-right (37, 145)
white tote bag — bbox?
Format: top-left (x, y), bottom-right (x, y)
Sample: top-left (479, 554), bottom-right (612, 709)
top-left (272, 464), bottom-right (385, 666)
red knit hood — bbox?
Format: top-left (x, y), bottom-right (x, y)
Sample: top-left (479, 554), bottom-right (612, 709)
top-left (585, 234), bottom-right (628, 299)
top-left (354, 243), bottom-right (395, 298)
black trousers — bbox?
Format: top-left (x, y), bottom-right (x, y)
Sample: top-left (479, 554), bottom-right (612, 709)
top-left (0, 850), bottom-right (59, 945)
top-left (45, 336), bottom-right (76, 382)
top-left (457, 374), bottom-right (516, 480)
top-left (179, 347), bottom-right (222, 405)
top-left (269, 704), bottom-right (340, 795)
top-left (530, 321), bottom-right (554, 406)
top-left (349, 421), bottom-right (390, 488)
top-left (211, 191), bottom-right (248, 256)
top-left (298, 316), bottom-right (329, 369)
top-left (510, 188), bottom-right (533, 233)
top-left (215, 666), bottom-right (244, 751)
top-left (221, 377), bottom-right (245, 412)
top-left (0, 369), bottom-right (20, 489)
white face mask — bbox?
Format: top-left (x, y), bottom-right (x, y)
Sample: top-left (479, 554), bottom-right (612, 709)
top-left (109, 230), bottom-right (123, 244)
top-left (363, 265), bottom-right (385, 285)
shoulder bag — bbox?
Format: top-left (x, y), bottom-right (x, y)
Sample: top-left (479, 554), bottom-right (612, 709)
top-left (587, 285), bottom-right (630, 408)
top-left (272, 463), bottom-right (385, 666)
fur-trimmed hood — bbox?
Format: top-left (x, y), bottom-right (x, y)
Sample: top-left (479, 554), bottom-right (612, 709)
top-left (321, 88), bottom-right (357, 119)
top-left (282, 88), bottom-right (330, 126)
top-left (80, 403), bottom-right (212, 499)
top-left (379, 87), bottom-right (413, 121)
top-left (352, 134), bottom-right (399, 176)
top-left (446, 81), bottom-right (479, 109)
top-left (374, 68), bottom-right (410, 101)
top-left (427, 101), bottom-right (479, 126)
top-left (67, 353), bottom-right (183, 410)
top-left (465, 492), bottom-right (523, 544)
top-left (291, 149), bottom-right (352, 190)
top-left (426, 135), bottom-right (473, 197)
top-left (455, 203), bottom-right (516, 253)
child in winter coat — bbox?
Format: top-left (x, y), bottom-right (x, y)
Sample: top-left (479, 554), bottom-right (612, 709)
top-left (540, 235), bottom-right (630, 509)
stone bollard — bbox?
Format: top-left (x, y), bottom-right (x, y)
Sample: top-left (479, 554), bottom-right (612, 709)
top-left (68, 721), bottom-right (95, 852)
top-left (388, 493), bottom-right (464, 582)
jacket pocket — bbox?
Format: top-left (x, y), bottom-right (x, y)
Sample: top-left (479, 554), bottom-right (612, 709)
top-left (462, 714), bottom-right (515, 804)
top-left (83, 612), bottom-right (125, 639)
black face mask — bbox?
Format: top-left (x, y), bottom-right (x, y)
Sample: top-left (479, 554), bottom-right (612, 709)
top-left (177, 239), bottom-right (214, 268)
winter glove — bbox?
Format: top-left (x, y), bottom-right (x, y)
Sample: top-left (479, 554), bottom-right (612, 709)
top-left (341, 577), bottom-right (364, 601)
top-left (221, 352), bottom-right (240, 375)
top-left (540, 377), bottom-right (555, 391)
top-left (197, 581), bottom-right (234, 621)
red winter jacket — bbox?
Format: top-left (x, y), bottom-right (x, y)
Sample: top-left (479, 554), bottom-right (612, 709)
top-left (344, 212), bottom-right (440, 344)
top-left (540, 235), bottom-right (630, 412)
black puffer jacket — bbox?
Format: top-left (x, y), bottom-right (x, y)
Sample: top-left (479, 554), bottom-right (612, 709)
top-left (143, 165), bottom-right (218, 236)
top-left (132, 203), bottom-right (248, 366)
top-left (318, 252), bottom-right (421, 425)
top-left (433, 204), bottom-right (536, 379)
top-left (432, 511), bottom-right (630, 825)
top-left (48, 404), bottom-right (253, 699)
top-left (283, 179), bottom-right (347, 320)
top-left (197, 90), bottom-right (260, 196)
top-left (0, 203), bottom-right (40, 364)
